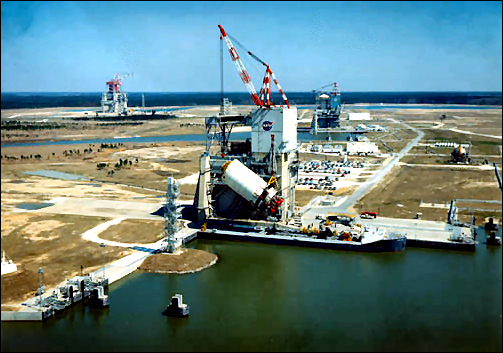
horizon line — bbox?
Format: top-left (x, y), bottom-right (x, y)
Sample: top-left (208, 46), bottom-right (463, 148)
top-left (2, 90), bottom-right (502, 94)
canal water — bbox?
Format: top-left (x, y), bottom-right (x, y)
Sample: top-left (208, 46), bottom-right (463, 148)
top-left (2, 228), bottom-right (501, 352)
top-left (0, 131), bottom-right (354, 148)
top-left (23, 170), bottom-right (89, 181)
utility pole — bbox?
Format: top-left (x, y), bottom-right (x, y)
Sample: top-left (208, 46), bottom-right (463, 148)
top-left (38, 267), bottom-right (44, 307)
top-left (100, 243), bottom-right (105, 280)
top-left (220, 35), bottom-right (224, 106)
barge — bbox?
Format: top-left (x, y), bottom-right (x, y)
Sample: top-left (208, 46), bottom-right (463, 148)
top-left (201, 218), bottom-right (406, 252)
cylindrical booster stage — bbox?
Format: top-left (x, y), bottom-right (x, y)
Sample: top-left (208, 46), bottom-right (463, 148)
top-left (221, 159), bottom-right (277, 205)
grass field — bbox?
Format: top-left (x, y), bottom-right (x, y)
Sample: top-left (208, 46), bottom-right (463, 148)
top-left (355, 164), bottom-right (502, 224)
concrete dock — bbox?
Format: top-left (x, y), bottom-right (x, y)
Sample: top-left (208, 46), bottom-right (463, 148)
top-left (302, 195), bottom-right (476, 251)
top-left (360, 217), bottom-right (476, 251)
top-left (1, 206), bottom-right (476, 322)
top-left (1, 226), bottom-right (198, 322)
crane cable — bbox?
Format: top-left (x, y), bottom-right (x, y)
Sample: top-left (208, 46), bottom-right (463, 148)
top-left (227, 34), bottom-right (264, 78)
top-left (228, 34), bottom-right (286, 107)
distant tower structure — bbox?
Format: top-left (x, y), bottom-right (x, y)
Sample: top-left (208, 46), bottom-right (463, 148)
top-left (164, 177), bottom-right (182, 253)
top-left (101, 73), bottom-right (132, 115)
top-left (311, 82), bottom-right (342, 134)
top-left (219, 97), bottom-right (233, 116)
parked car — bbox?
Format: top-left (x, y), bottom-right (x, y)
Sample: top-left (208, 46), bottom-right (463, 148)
top-left (360, 211), bottom-right (377, 219)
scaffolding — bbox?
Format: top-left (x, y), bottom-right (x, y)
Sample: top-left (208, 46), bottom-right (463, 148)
top-left (164, 177), bottom-right (182, 253)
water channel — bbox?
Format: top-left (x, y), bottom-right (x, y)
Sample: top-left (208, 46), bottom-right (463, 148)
top-left (2, 228), bottom-right (501, 352)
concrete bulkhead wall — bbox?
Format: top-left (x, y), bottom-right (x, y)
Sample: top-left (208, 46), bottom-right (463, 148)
top-left (1, 310), bottom-right (43, 321)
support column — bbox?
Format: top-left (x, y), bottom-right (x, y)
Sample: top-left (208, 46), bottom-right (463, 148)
top-left (280, 152), bottom-right (290, 222)
top-left (196, 153), bottom-right (211, 225)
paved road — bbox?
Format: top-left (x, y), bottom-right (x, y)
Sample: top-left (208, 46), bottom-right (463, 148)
top-left (334, 118), bottom-right (424, 212)
top-left (448, 127), bottom-right (502, 140)
top-left (35, 197), bottom-right (164, 219)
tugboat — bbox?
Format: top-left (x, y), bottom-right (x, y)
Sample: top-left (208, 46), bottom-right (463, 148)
top-left (164, 294), bottom-right (189, 317)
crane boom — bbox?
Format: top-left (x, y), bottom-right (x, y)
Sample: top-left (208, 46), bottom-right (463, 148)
top-left (316, 82), bottom-right (338, 92)
top-left (106, 73), bottom-right (132, 92)
top-left (218, 25), bottom-right (261, 106)
top-left (247, 50), bottom-right (289, 108)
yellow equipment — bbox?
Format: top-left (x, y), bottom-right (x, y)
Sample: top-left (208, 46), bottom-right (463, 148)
top-left (267, 176), bottom-right (278, 188)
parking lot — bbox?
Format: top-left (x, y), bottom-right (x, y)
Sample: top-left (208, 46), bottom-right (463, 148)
top-left (296, 159), bottom-right (377, 191)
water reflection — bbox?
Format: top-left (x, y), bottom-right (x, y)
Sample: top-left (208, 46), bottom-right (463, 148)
top-left (88, 306), bottom-right (110, 322)
top-left (1, 238), bottom-right (501, 352)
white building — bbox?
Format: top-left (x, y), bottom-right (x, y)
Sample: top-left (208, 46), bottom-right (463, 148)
top-left (1, 251), bottom-right (17, 275)
top-left (348, 112), bottom-right (372, 121)
top-left (251, 107), bottom-right (297, 154)
top-left (346, 141), bottom-right (379, 154)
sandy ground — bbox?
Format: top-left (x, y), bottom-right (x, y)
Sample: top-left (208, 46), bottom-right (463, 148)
top-left (355, 165), bottom-right (502, 224)
top-left (0, 140), bottom-right (202, 306)
top-left (99, 219), bottom-right (166, 244)
top-left (137, 249), bottom-right (218, 274)
top-left (1, 140), bottom-right (203, 197)
top-left (114, 145), bottom-right (204, 160)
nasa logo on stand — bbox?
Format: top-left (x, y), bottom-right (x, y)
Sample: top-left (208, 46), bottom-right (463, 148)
top-left (262, 121), bottom-right (273, 131)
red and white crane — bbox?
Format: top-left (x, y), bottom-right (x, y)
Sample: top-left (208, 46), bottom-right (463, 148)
top-left (106, 72), bottom-right (132, 92)
top-left (218, 24), bottom-right (289, 109)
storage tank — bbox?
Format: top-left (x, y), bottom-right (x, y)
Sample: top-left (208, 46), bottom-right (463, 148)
top-left (221, 160), bottom-right (277, 205)
top-left (452, 146), bottom-right (466, 157)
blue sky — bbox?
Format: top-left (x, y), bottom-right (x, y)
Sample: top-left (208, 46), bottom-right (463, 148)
top-left (1, 1), bottom-right (502, 92)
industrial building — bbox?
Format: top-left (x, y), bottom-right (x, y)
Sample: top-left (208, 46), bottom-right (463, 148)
top-left (195, 25), bottom-right (299, 224)
top-left (310, 83), bottom-right (343, 134)
top-left (347, 112), bottom-right (372, 121)
top-left (346, 141), bottom-right (380, 155)
top-left (195, 105), bottom-right (299, 223)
